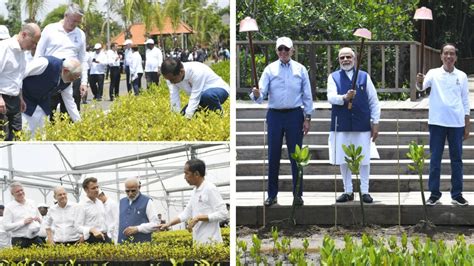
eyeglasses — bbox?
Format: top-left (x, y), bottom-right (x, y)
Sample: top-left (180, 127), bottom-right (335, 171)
top-left (339, 55), bottom-right (352, 60)
top-left (277, 46), bottom-right (290, 52)
top-left (125, 189), bottom-right (137, 193)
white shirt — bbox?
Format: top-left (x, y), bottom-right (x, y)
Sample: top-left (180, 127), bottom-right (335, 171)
top-left (103, 199), bottom-right (119, 243)
top-left (178, 180), bottom-right (227, 244)
top-left (130, 51), bottom-right (143, 81)
top-left (107, 50), bottom-right (120, 67)
top-left (145, 46), bottom-right (163, 72)
top-left (76, 197), bottom-right (108, 240)
top-left (423, 66), bottom-right (470, 127)
top-left (45, 202), bottom-right (82, 243)
top-left (3, 199), bottom-right (42, 238)
top-left (89, 50), bottom-right (107, 74)
top-left (35, 20), bottom-right (88, 85)
top-left (167, 62), bottom-right (230, 118)
top-left (0, 37), bottom-right (27, 96)
top-left (24, 57), bottom-right (80, 123)
top-left (124, 48), bottom-right (132, 66)
top-left (0, 216), bottom-right (11, 248)
top-left (38, 215), bottom-right (48, 238)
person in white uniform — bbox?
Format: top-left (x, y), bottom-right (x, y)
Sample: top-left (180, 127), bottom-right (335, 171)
top-left (129, 45), bottom-right (143, 95)
top-left (2, 182), bottom-right (43, 248)
top-left (45, 186), bottom-right (83, 245)
top-left (107, 42), bottom-right (121, 101)
top-left (161, 58), bottom-right (229, 119)
top-left (34, 3), bottom-right (88, 122)
top-left (89, 43), bottom-right (107, 101)
top-left (416, 43), bottom-right (470, 206)
top-left (0, 205), bottom-right (12, 248)
top-left (97, 189), bottom-right (119, 243)
top-left (327, 47), bottom-right (381, 203)
top-left (156, 159), bottom-right (228, 244)
top-left (144, 39), bottom-right (163, 88)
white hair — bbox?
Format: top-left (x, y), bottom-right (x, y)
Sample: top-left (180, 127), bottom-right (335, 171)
top-left (125, 177), bottom-right (140, 186)
top-left (63, 58), bottom-right (82, 76)
top-left (65, 3), bottom-right (84, 17)
top-left (338, 47), bottom-right (356, 58)
top-left (9, 182), bottom-right (23, 193)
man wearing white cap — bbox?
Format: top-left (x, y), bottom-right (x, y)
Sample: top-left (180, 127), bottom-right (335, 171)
top-left (0, 23), bottom-right (41, 141)
top-left (327, 47), bottom-right (380, 204)
top-left (35, 3), bottom-right (88, 122)
top-left (0, 25), bottom-right (10, 40)
top-left (250, 37), bottom-right (313, 207)
top-left (89, 43), bottom-right (107, 101)
top-left (3, 182), bottom-right (43, 248)
top-left (144, 38), bottom-right (163, 88)
top-left (123, 39), bottom-right (133, 93)
top-left (37, 204), bottom-right (49, 242)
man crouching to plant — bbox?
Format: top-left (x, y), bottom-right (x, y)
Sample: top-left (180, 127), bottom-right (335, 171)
top-left (161, 58), bottom-right (229, 119)
top-left (155, 159), bottom-right (228, 244)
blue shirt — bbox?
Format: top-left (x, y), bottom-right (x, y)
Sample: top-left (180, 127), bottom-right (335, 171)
top-left (250, 59), bottom-right (313, 115)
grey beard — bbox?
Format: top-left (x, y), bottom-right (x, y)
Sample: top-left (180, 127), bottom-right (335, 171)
top-left (341, 64), bottom-right (354, 71)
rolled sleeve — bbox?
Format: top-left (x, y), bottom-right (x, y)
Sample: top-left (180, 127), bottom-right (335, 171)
top-left (327, 74), bottom-right (345, 105)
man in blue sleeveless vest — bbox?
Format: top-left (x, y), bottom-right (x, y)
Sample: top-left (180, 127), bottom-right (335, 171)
top-left (156, 159), bottom-right (228, 244)
top-left (250, 37), bottom-right (314, 207)
top-left (117, 177), bottom-right (158, 244)
top-left (22, 57), bottom-right (82, 138)
top-left (327, 47), bottom-right (381, 203)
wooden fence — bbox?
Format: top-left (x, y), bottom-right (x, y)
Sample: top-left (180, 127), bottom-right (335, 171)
top-left (236, 40), bottom-right (441, 101)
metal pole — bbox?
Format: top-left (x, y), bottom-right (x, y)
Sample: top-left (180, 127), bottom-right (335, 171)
top-left (107, 0), bottom-right (110, 50)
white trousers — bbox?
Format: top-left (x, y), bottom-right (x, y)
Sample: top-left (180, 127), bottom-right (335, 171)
top-left (22, 106), bottom-right (47, 139)
top-left (340, 164), bottom-right (370, 194)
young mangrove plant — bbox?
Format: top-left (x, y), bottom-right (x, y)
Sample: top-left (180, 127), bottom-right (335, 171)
top-left (290, 144), bottom-right (311, 225)
top-left (341, 144), bottom-right (366, 225)
top-left (406, 141), bottom-right (431, 223)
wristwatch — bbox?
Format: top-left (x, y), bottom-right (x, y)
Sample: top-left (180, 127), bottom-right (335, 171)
top-left (305, 114), bottom-right (311, 121)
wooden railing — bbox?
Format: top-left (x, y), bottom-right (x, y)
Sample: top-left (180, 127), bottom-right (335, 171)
top-left (236, 40), bottom-right (440, 101)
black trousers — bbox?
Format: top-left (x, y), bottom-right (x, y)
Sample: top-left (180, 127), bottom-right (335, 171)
top-left (125, 65), bottom-right (132, 93)
top-left (0, 94), bottom-right (21, 141)
top-left (145, 72), bottom-right (160, 88)
top-left (109, 66), bottom-right (121, 100)
top-left (86, 233), bottom-right (112, 244)
top-left (90, 74), bottom-right (105, 100)
top-left (12, 236), bottom-right (44, 248)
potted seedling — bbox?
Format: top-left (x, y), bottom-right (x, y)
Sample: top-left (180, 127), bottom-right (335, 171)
top-left (290, 144), bottom-right (311, 225)
top-left (342, 144), bottom-right (366, 226)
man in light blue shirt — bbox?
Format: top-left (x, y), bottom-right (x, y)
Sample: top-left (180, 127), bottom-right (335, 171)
top-left (250, 37), bottom-right (313, 206)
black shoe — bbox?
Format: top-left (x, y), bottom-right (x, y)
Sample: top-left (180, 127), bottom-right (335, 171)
top-left (452, 195), bottom-right (469, 206)
top-left (426, 196), bottom-right (441, 206)
top-left (293, 196), bottom-right (304, 206)
top-left (362, 194), bottom-right (373, 203)
top-left (264, 197), bottom-right (277, 206)
top-left (336, 193), bottom-right (354, 203)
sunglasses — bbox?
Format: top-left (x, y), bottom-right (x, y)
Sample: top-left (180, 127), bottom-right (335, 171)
top-left (125, 189), bottom-right (137, 193)
top-left (277, 46), bottom-right (290, 52)
top-left (339, 55), bottom-right (353, 60)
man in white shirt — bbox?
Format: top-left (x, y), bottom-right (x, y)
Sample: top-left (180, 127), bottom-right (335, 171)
top-left (144, 39), bottom-right (163, 88)
top-left (3, 182), bottom-right (43, 248)
top-left (327, 47), bottom-right (380, 204)
top-left (22, 57), bottom-right (82, 138)
top-left (76, 177), bottom-right (112, 243)
top-left (37, 204), bottom-right (49, 242)
top-left (157, 159), bottom-right (228, 244)
top-left (0, 23), bottom-right (41, 140)
top-left (45, 186), bottom-right (83, 245)
top-left (89, 43), bottom-right (107, 101)
top-left (130, 46), bottom-right (143, 95)
top-left (35, 3), bottom-right (88, 122)
top-left (0, 204), bottom-right (12, 248)
top-left (123, 39), bottom-right (133, 93)
top-left (98, 189), bottom-right (119, 243)
top-left (107, 43), bottom-right (121, 101)
top-left (117, 177), bottom-right (158, 244)
top-left (161, 58), bottom-right (229, 119)
top-left (417, 43), bottom-right (470, 206)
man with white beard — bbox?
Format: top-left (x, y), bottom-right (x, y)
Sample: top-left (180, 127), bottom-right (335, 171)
top-left (327, 47), bottom-right (380, 203)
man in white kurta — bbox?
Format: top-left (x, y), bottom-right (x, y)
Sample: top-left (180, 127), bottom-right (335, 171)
top-left (161, 58), bottom-right (229, 119)
top-left (34, 3), bottom-right (88, 122)
top-left (327, 47), bottom-right (381, 203)
top-left (157, 159), bottom-right (228, 244)
top-left (45, 186), bottom-right (83, 245)
top-left (144, 39), bottom-right (163, 88)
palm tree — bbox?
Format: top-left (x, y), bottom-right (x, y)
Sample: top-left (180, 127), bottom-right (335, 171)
top-left (23, 0), bottom-right (47, 23)
top-left (165, 0), bottom-right (182, 48)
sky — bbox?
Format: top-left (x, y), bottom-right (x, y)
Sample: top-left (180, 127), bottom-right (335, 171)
top-left (0, 143), bottom-right (230, 228)
top-left (0, 0), bottom-right (229, 23)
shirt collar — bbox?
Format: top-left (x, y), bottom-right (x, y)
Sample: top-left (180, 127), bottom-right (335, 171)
top-left (195, 180), bottom-right (207, 191)
top-left (279, 59), bottom-right (292, 67)
top-left (9, 36), bottom-right (22, 52)
top-left (440, 66), bottom-right (457, 75)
